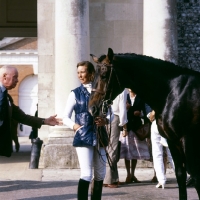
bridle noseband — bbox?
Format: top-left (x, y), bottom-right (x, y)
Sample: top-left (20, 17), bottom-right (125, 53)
top-left (91, 62), bottom-right (122, 116)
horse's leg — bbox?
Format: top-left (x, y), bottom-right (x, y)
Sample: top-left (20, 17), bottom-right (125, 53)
top-left (194, 177), bottom-right (200, 198)
top-left (185, 133), bottom-right (200, 199)
top-left (167, 140), bottom-right (187, 200)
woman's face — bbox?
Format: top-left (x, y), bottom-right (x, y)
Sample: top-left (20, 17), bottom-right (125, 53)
top-left (77, 65), bottom-right (91, 84)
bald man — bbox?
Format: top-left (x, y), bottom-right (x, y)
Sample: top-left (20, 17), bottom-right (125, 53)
top-left (0, 65), bottom-right (62, 157)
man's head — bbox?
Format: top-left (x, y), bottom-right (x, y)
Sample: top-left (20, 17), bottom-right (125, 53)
top-left (0, 66), bottom-right (18, 90)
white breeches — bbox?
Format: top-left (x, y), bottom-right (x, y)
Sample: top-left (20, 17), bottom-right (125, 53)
top-left (76, 146), bottom-right (106, 182)
top-left (151, 121), bottom-right (175, 184)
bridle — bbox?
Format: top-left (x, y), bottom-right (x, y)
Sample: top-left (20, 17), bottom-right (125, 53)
top-left (91, 62), bottom-right (121, 116)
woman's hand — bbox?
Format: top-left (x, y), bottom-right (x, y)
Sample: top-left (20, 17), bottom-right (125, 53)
top-left (134, 111), bottom-right (141, 116)
top-left (149, 110), bottom-right (155, 122)
top-left (94, 117), bottom-right (107, 126)
top-left (122, 130), bottom-right (128, 137)
top-left (73, 123), bottom-right (81, 131)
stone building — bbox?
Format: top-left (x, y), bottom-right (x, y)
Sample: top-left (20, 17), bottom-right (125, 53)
top-left (0, 0), bottom-right (199, 168)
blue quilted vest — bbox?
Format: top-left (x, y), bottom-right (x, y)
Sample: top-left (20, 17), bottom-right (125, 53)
top-left (72, 85), bottom-right (97, 147)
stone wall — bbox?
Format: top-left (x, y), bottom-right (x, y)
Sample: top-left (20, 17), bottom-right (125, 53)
top-left (177, 0), bottom-right (200, 71)
top-left (89, 0), bottom-right (143, 55)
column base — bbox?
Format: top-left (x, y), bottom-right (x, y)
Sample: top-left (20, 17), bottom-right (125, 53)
top-left (41, 126), bottom-right (79, 169)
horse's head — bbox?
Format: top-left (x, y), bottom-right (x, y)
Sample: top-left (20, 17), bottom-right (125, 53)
top-left (88, 48), bottom-right (122, 117)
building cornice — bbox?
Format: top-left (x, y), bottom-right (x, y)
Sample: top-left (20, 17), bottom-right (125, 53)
top-left (0, 50), bottom-right (38, 55)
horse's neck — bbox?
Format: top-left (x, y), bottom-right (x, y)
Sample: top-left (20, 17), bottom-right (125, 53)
top-left (117, 64), bottom-right (170, 111)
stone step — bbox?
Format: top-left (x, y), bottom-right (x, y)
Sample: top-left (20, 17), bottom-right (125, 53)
top-left (39, 127), bottom-right (173, 169)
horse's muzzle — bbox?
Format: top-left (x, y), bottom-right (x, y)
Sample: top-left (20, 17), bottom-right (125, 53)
top-left (89, 105), bottom-right (99, 117)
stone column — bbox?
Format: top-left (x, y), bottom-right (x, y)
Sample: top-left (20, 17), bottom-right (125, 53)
top-left (37, 0), bottom-right (55, 139)
top-left (55, 0), bottom-right (90, 116)
top-left (143, 0), bottom-right (178, 64)
top-left (42, 0), bottom-right (90, 168)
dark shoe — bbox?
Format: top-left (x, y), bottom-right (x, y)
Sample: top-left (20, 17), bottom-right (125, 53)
top-left (186, 176), bottom-right (195, 187)
top-left (151, 176), bottom-right (158, 183)
top-left (118, 181), bottom-right (126, 185)
top-left (131, 176), bottom-right (141, 183)
top-left (103, 182), bottom-right (118, 188)
top-left (125, 176), bottom-right (132, 184)
top-left (15, 143), bottom-right (20, 152)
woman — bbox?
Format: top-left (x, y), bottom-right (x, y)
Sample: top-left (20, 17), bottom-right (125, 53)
top-left (63, 61), bottom-right (112, 200)
top-left (119, 89), bottom-right (150, 183)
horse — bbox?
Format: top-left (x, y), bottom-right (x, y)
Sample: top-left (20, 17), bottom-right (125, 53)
top-left (88, 48), bottom-right (200, 200)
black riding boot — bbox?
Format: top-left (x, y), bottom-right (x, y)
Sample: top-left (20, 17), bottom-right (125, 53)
top-left (91, 179), bottom-right (103, 200)
top-left (77, 179), bottom-right (90, 200)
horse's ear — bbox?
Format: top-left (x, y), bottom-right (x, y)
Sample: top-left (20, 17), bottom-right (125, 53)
top-left (90, 54), bottom-right (99, 63)
top-left (107, 48), bottom-right (114, 62)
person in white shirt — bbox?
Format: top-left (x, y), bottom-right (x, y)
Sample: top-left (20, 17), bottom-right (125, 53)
top-left (150, 110), bottom-right (175, 189)
top-left (63, 61), bottom-right (113, 200)
top-left (103, 89), bottom-right (128, 188)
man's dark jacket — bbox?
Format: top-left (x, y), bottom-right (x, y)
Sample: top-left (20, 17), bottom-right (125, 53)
top-left (0, 90), bottom-right (44, 157)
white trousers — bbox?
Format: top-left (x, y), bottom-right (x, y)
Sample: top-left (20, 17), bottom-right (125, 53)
top-left (76, 146), bottom-right (106, 182)
top-left (151, 121), bottom-right (175, 184)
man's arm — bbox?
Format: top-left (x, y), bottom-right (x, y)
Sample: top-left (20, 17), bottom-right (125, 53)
top-left (12, 104), bottom-right (44, 128)
top-left (12, 104), bottom-right (62, 128)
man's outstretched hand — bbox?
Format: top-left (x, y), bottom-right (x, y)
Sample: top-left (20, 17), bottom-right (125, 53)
top-left (44, 115), bottom-right (63, 126)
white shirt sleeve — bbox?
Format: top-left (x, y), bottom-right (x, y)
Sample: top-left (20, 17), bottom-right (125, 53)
top-left (63, 91), bottom-right (76, 130)
top-left (118, 90), bottom-right (128, 126)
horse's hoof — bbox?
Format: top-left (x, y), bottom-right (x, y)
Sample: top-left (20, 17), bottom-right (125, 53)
top-left (186, 176), bottom-right (195, 187)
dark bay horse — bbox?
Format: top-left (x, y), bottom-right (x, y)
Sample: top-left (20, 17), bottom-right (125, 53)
top-left (88, 48), bottom-right (200, 200)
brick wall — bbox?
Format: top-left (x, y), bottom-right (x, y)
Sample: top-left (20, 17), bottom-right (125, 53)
top-left (177, 0), bottom-right (200, 71)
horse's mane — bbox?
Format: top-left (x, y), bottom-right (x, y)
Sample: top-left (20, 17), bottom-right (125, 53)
top-left (113, 53), bottom-right (200, 78)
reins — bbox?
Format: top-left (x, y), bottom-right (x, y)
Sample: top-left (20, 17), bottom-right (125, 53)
top-left (91, 63), bottom-right (122, 107)
top-left (94, 106), bottom-right (116, 172)
top-left (91, 62), bottom-right (122, 172)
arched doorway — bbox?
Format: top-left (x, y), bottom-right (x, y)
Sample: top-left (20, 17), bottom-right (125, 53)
top-left (18, 75), bottom-right (38, 137)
